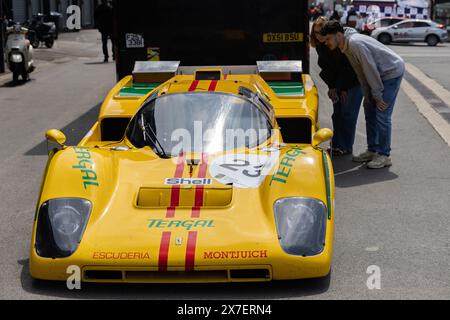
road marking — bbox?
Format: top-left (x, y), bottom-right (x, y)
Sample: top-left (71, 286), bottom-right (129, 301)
top-left (401, 79), bottom-right (450, 147)
top-left (405, 63), bottom-right (450, 105)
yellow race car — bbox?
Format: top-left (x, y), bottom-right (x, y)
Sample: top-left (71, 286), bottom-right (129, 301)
top-left (30, 61), bottom-right (335, 283)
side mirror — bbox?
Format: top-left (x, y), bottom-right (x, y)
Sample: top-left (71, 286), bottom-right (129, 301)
top-left (46, 129), bottom-right (66, 147)
top-left (312, 128), bottom-right (333, 149)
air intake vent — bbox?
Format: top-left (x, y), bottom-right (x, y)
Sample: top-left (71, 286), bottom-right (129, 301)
top-left (229, 269), bottom-right (270, 280)
top-left (277, 118), bottom-right (312, 144)
top-left (84, 270), bottom-right (123, 280)
top-left (195, 70), bottom-right (222, 80)
top-left (82, 267), bottom-right (272, 283)
top-left (137, 186), bottom-right (233, 208)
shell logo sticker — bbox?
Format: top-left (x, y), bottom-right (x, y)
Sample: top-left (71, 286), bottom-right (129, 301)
top-left (209, 153), bottom-right (279, 189)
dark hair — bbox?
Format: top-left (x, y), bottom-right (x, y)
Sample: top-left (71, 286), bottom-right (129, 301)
top-left (320, 20), bottom-right (344, 36)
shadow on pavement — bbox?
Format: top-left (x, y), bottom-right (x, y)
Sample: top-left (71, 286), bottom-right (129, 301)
top-left (332, 156), bottom-right (399, 188)
top-left (331, 155), bottom-right (361, 174)
top-left (25, 103), bottom-right (102, 156)
top-left (84, 62), bottom-right (110, 65)
top-left (19, 259), bottom-right (331, 299)
top-left (0, 78), bottom-right (33, 87)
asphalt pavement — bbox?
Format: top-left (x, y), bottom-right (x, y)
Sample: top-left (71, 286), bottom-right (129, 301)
top-left (0, 30), bottom-right (449, 300)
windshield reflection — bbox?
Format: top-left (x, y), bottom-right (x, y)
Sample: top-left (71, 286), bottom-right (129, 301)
top-left (126, 92), bottom-right (273, 157)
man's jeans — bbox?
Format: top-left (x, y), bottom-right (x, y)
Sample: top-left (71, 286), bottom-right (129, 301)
top-left (364, 75), bottom-right (403, 157)
top-left (332, 85), bottom-right (363, 152)
top-left (101, 32), bottom-right (114, 59)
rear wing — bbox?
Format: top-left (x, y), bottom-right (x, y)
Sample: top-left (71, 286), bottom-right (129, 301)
top-left (126, 60), bottom-right (304, 97)
top-left (112, 0), bottom-right (310, 80)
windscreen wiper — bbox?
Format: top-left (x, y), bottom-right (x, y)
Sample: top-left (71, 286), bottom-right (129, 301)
top-left (140, 114), bottom-right (171, 159)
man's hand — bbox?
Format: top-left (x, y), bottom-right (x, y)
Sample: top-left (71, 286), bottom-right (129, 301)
top-left (375, 99), bottom-right (388, 112)
top-left (328, 89), bottom-right (339, 104)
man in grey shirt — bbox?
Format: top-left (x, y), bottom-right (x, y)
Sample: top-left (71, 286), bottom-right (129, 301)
top-left (321, 21), bottom-right (405, 169)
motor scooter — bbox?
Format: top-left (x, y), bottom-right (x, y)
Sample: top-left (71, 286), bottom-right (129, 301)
top-left (25, 14), bottom-right (57, 49)
top-left (4, 23), bottom-right (35, 83)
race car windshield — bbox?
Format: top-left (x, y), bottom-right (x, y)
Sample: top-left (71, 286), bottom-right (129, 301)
top-left (126, 92), bottom-right (273, 157)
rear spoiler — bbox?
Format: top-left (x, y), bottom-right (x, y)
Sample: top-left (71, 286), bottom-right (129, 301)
top-left (132, 61), bottom-right (303, 82)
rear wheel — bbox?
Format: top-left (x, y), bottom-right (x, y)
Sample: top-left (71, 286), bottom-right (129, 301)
top-left (426, 35), bottom-right (439, 46)
top-left (32, 39), bottom-right (40, 49)
top-left (378, 33), bottom-right (392, 45)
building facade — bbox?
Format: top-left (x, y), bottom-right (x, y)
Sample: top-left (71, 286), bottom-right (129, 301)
top-left (6, 0), bottom-right (99, 29)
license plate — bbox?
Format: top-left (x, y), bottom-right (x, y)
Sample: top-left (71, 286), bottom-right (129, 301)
top-left (263, 33), bottom-right (303, 43)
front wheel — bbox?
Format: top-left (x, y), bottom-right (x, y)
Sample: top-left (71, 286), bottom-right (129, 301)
top-left (426, 35), bottom-right (439, 47)
top-left (45, 38), bottom-right (54, 48)
top-left (12, 72), bottom-right (20, 83)
top-left (32, 39), bottom-right (40, 49)
top-left (378, 33), bottom-right (392, 45)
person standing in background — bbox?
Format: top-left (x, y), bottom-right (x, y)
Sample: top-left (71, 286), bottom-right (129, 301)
top-left (321, 21), bottom-right (405, 169)
top-left (311, 17), bottom-right (363, 156)
top-left (94, 0), bottom-right (114, 63)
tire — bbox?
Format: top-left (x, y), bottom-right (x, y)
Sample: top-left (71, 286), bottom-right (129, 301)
top-left (378, 33), bottom-right (392, 45)
top-left (426, 35), bottom-right (439, 47)
top-left (45, 38), bottom-right (54, 49)
top-left (32, 39), bottom-right (40, 49)
top-left (12, 72), bottom-right (19, 83)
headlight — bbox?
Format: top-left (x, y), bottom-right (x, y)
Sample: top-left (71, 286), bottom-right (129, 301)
top-left (274, 197), bottom-right (327, 257)
top-left (36, 198), bottom-right (92, 258)
top-left (10, 53), bottom-right (23, 63)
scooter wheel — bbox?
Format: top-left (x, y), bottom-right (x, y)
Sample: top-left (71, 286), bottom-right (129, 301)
top-left (45, 39), bottom-right (54, 48)
top-left (13, 72), bottom-right (19, 83)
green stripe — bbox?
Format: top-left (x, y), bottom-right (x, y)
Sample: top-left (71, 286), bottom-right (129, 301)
top-left (118, 83), bottom-right (161, 97)
top-left (322, 150), bottom-right (332, 220)
top-left (267, 81), bottom-right (305, 97)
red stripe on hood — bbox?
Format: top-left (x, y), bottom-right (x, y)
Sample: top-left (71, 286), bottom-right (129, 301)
top-left (189, 80), bottom-right (200, 92)
top-left (185, 231), bottom-right (198, 272)
top-left (166, 152), bottom-right (186, 218)
top-left (191, 153), bottom-right (209, 218)
top-left (208, 80), bottom-right (218, 92)
top-left (158, 232), bottom-right (171, 272)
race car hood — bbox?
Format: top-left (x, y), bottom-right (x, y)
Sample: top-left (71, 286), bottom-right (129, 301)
top-left (38, 145), bottom-right (332, 268)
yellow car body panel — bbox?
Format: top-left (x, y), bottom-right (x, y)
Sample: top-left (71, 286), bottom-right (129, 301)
top-left (30, 69), bottom-right (335, 283)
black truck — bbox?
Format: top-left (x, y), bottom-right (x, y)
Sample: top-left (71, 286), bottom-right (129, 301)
top-left (112, 0), bottom-right (310, 80)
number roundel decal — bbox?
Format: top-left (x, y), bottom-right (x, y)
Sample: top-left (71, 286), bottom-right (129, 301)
top-left (209, 153), bottom-right (279, 189)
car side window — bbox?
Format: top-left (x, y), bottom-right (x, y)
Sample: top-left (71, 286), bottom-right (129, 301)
top-left (391, 19), bottom-right (403, 25)
top-left (397, 22), bottom-right (413, 29)
top-left (381, 20), bottom-right (390, 27)
top-left (412, 22), bottom-right (430, 28)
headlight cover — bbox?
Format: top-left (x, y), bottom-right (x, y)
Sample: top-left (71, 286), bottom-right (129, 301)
top-left (274, 197), bottom-right (327, 257)
top-left (36, 198), bottom-right (92, 258)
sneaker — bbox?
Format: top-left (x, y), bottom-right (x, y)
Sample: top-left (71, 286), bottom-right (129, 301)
top-left (367, 154), bottom-right (392, 169)
top-left (103, 57), bottom-right (109, 63)
top-left (352, 150), bottom-right (377, 163)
